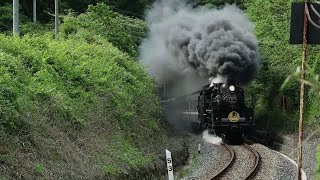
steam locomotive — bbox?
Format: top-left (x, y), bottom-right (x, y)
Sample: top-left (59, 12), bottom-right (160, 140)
top-left (197, 81), bottom-right (255, 143)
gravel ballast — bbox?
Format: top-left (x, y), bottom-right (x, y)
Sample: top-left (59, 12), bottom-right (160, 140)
top-left (218, 145), bottom-right (255, 180)
top-left (272, 129), bottom-right (320, 180)
top-left (178, 134), bottom-right (225, 179)
top-left (177, 133), bottom-right (310, 180)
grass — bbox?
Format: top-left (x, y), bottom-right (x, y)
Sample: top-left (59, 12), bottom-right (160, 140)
top-left (0, 32), bottom-right (181, 178)
top-left (177, 151), bottom-right (199, 178)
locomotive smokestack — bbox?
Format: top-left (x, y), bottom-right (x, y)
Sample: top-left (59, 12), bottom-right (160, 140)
top-left (140, 0), bottom-right (260, 86)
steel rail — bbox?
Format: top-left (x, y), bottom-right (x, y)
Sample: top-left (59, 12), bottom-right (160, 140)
top-left (243, 144), bottom-right (260, 180)
top-left (209, 143), bottom-right (235, 180)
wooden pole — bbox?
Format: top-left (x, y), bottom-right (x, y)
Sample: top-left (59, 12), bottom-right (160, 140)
top-left (13, 0), bottom-right (19, 35)
top-left (33, 0), bottom-right (36, 22)
top-left (55, 0), bottom-right (59, 39)
top-left (297, 1), bottom-right (308, 180)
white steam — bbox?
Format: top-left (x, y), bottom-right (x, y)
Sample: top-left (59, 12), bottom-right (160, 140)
top-left (202, 130), bottom-right (223, 145)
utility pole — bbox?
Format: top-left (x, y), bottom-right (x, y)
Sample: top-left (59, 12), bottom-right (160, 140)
top-left (55, 0), bottom-right (59, 39)
top-left (297, 1), bottom-right (308, 180)
top-left (33, 0), bottom-right (36, 22)
top-left (13, 0), bottom-right (19, 35)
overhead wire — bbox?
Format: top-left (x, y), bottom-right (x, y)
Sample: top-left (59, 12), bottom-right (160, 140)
top-left (306, 2), bottom-right (320, 29)
top-left (310, 3), bottom-right (320, 18)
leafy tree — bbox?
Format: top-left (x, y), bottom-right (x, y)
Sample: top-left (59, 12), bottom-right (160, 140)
top-left (61, 3), bottom-right (147, 57)
top-left (194, 0), bottom-right (245, 8)
top-left (0, 4), bottom-right (12, 32)
top-left (0, 0), bottom-right (154, 25)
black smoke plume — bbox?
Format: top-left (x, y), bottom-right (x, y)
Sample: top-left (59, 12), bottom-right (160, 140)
top-left (140, 0), bottom-right (260, 88)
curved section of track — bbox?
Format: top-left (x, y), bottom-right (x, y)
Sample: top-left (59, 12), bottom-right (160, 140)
top-left (209, 143), bottom-right (260, 180)
top-left (243, 143), bottom-right (260, 179)
top-left (209, 143), bottom-right (235, 179)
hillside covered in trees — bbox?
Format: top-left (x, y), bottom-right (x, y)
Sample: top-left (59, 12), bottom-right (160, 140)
top-left (0, 0), bottom-right (319, 179)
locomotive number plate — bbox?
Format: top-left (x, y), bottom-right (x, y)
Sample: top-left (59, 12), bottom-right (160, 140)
top-left (228, 111), bottom-right (240, 122)
top-left (227, 95), bottom-right (237, 103)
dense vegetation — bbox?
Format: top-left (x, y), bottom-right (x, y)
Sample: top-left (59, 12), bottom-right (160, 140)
top-left (61, 4), bottom-right (147, 57)
top-left (0, 0), bottom-right (319, 178)
top-left (0, 3), bottom-right (185, 179)
top-left (0, 0), bottom-right (153, 28)
top-left (242, 0), bottom-right (320, 132)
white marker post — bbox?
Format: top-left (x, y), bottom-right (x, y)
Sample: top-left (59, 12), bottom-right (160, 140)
top-left (165, 149), bottom-right (174, 180)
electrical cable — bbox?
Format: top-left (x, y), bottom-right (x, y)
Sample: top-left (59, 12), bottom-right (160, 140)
top-left (306, 3), bottom-right (320, 29)
top-left (310, 3), bottom-right (320, 18)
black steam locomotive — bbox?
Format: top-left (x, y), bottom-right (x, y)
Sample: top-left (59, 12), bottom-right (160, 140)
top-left (197, 81), bottom-right (255, 143)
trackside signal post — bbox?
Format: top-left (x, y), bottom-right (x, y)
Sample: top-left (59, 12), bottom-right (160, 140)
top-left (297, 2), bottom-right (308, 179)
top-left (290, 1), bottom-right (320, 179)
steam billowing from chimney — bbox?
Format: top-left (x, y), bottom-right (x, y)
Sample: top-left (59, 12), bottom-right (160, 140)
top-left (140, 0), bottom-right (260, 90)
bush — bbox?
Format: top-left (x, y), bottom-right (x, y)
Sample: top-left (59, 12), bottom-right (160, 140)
top-left (0, 3), bottom-right (30, 33)
top-left (239, 0), bottom-right (320, 131)
top-left (0, 32), bottom-right (167, 178)
top-left (60, 3), bottom-right (147, 58)
top-left (0, 33), bottom-right (161, 133)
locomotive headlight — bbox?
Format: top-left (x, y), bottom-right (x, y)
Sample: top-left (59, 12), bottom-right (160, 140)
top-left (229, 85), bottom-right (235, 92)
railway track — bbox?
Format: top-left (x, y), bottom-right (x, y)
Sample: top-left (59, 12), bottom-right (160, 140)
top-left (209, 143), bottom-right (260, 180)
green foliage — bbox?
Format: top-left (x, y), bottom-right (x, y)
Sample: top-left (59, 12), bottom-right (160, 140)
top-left (197, 0), bottom-right (245, 8)
top-left (240, 0), bottom-right (320, 131)
top-left (20, 22), bottom-right (53, 35)
top-left (0, 3), bottom-right (29, 33)
top-left (0, 4), bottom-right (12, 32)
top-left (104, 0), bottom-right (154, 18)
top-left (108, 133), bottom-right (153, 170)
top-left (0, 0), bottom-right (153, 25)
top-left (34, 164), bottom-right (45, 174)
top-left (102, 164), bottom-right (119, 175)
top-left (61, 3), bottom-right (147, 57)
top-left (0, 31), bottom-right (164, 177)
top-left (0, 32), bottom-right (160, 133)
